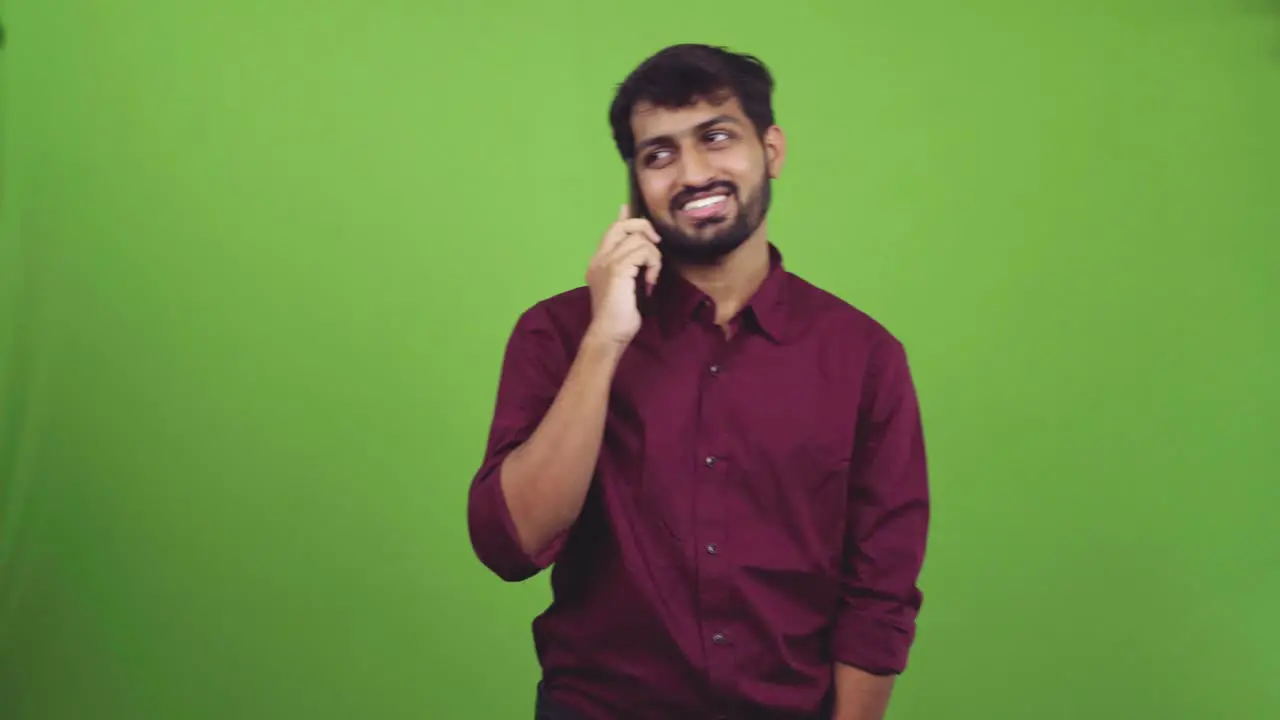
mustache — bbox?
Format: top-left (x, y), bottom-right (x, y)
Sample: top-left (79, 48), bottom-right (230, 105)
top-left (670, 182), bottom-right (738, 211)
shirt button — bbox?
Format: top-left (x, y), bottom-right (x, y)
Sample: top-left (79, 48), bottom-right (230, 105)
top-left (706, 543), bottom-right (718, 555)
top-left (709, 364), bottom-right (721, 376)
top-left (712, 632), bottom-right (728, 645)
top-left (704, 456), bottom-right (717, 468)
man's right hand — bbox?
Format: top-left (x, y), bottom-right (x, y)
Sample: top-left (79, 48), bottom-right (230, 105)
top-left (584, 204), bottom-right (663, 347)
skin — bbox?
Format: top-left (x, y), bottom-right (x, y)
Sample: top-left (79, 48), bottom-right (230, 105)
top-left (499, 92), bottom-right (895, 720)
top-left (628, 94), bottom-right (783, 329)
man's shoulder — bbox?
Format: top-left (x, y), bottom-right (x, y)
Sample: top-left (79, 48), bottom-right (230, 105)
top-left (512, 285), bottom-right (594, 337)
top-left (528, 284), bottom-right (593, 314)
top-left (783, 271), bottom-right (902, 349)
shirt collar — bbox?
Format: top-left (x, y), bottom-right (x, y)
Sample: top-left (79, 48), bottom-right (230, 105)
top-left (648, 243), bottom-right (791, 344)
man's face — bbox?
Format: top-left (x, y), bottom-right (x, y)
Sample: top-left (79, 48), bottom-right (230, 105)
top-left (629, 94), bottom-right (785, 265)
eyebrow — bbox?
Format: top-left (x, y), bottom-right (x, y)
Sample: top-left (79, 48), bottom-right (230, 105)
top-left (634, 115), bottom-right (743, 155)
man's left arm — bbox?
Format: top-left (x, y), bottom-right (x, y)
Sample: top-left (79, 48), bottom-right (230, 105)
top-left (830, 337), bottom-right (930, 720)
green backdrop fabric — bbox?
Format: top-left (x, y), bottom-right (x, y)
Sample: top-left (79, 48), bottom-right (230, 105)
top-left (1, 2), bottom-right (1278, 719)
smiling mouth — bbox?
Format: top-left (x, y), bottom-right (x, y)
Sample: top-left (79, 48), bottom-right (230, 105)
top-left (678, 194), bottom-right (731, 220)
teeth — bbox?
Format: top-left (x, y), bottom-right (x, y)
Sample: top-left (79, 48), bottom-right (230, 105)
top-left (684, 195), bottom-right (727, 210)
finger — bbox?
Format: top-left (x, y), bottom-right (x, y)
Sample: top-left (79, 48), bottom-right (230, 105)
top-left (618, 204), bottom-right (630, 222)
top-left (644, 256), bottom-right (662, 293)
top-left (614, 242), bottom-right (662, 281)
top-left (615, 218), bottom-right (662, 245)
top-left (596, 219), bottom-right (654, 259)
top-left (596, 223), bottom-right (632, 257)
top-left (602, 234), bottom-right (652, 267)
top-left (595, 218), bottom-right (660, 264)
top-left (597, 225), bottom-right (625, 255)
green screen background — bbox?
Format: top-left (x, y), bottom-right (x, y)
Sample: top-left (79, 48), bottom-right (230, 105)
top-left (2, 2), bottom-right (1278, 718)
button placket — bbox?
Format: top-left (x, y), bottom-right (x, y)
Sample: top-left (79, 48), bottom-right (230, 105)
top-left (695, 326), bottom-right (736, 695)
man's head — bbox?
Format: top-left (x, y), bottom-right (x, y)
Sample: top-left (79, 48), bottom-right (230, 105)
top-left (609, 44), bottom-right (786, 265)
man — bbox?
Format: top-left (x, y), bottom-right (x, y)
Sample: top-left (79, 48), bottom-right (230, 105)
top-left (468, 44), bottom-right (929, 720)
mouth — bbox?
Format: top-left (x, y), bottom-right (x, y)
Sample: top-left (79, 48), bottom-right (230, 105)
top-left (677, 193), bottom-right (732, 221)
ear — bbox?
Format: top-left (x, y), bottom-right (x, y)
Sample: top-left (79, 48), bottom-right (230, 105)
top-left (762, 125), bottom-right (786, 179)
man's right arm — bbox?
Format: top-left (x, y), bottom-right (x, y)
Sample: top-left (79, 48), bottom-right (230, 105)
top-left (469, 207), bottom-right (661, 582)
top-left (499, 325), bottom-right (625, 557)
top-left (466, 307), bottom-right (625, 582)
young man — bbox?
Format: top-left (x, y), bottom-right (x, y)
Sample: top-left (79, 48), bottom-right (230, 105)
top-left (468, 44), bottom-right (930, 720)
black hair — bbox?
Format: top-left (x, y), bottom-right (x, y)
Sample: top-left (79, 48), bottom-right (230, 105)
top-left (608, 44), bottom-right (776, 163)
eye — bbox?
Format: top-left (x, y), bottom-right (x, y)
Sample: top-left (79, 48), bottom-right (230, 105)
top-left (644, 149), bottom-right (673, 167)
top-left (705, 129), bottom-right (733, 144)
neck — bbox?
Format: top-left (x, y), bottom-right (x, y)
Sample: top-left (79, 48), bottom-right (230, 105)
top-left (673, 230), bottom-right (771, 326)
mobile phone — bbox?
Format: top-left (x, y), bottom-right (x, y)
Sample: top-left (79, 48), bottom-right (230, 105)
top-left (627, 161), bottom-right (657, 307)
top-left (627, 161), bottom-right (649, 221)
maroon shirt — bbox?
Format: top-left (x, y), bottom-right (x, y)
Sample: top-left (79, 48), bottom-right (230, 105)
top-left (468, 246), bottom-right (929, 720)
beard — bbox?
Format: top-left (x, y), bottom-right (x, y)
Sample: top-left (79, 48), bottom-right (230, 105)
top-left (638, 173), bottom-right (772, 266)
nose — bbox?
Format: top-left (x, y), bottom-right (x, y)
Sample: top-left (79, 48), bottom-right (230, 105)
top-left (677, 147), bottom-right (715, 189)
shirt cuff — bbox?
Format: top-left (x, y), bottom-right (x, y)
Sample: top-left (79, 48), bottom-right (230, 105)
top-left (467, 460), bottom-right (565, 582)
top-left (831, 605), bottom-right (916, 675)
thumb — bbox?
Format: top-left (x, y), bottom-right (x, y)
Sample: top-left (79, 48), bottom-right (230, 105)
top-left (645, 260), bottom-right (662, 294)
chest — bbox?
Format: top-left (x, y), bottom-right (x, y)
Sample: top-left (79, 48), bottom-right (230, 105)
top-left (609, 323), bottom-right (864, 464)
top-left (597, 324), bottom-right (868, 550)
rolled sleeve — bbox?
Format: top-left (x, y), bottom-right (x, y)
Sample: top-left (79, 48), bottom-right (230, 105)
top-left (467, 304), bottom-right (571, 582)
top-left (833, 337), bottom-right (930, 675)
